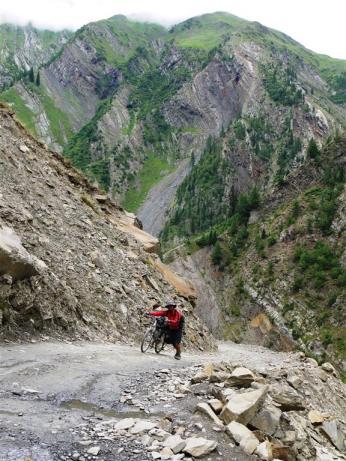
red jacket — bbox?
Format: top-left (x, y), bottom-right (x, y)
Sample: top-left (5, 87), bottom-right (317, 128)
top-left (149, 308), bottom-right (183, 330)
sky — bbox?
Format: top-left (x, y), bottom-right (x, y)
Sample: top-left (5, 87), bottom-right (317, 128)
top-left (0, 0), bottom-right (345, 59)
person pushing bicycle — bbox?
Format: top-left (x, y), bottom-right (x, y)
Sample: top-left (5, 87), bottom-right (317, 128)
top-left (148, 300), bottom-right (184, 360)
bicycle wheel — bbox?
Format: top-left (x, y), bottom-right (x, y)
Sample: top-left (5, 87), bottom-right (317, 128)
top-left (141, 328), bottom-right (154, 353)
top-left (154, 333), bottom-right (165, 354)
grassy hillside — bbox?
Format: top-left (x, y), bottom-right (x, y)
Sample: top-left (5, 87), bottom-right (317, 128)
top-left (0, 87), bottom-right (37, 135)
top-left (123, 154), bottom-right (174, 212)
top-left (171, 12), bottom-right (248, 50)
top-left (0, 82), bottom-right (72, 144)
top-left (77, 16), bottom-right (166, 65)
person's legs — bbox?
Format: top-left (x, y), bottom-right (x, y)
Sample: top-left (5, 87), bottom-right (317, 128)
top-left (174, 342), bottom-right (181, 359)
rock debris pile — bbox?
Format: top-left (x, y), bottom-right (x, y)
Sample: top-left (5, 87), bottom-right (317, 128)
top-left (66, 354), bottom-right (345, 461)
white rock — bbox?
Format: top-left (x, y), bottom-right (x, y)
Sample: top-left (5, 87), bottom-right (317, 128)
top-left (22, 387), bottom-right (40, 395)
top-left (255, 440), bottom-right (273, 460)
top-left (171, 455), bottom-right (185, 461)
top-left (321, 362), bottom-right (336, 374)
top-left (183, 437), bottom-right (217, 458)
top-left (131, 420), bottom-right (157, 434)
top-left (0, 226), bottom-right (47, 280)
top-left (19, 144), bottom-right (30, 153)
top-left (141, 434), bottom-right (152, 446)
top-left (78, 440), bottom-right (93, 446)
top-left (239, 435), bottom-right (259, 454)
top-left (287, 375), bottom-right (302, 389)
top-left (228, 367), bottom-right (256, 386)
top-left (226, 421), bottom-right (255, 444)
top-left (308, 410), bottom-right (324, 425)
top-left (87, 446), bottom-right (100, 455)
top-left (196, 402), bottom-right (223, 426)
top-left (160, 447), bottom-right (174, 460)
top-left (162, 434), bottom-right (186, 454)
top-left (114, 418), bottom-right (137, 431)
top-left (220, 387), bottom-right (268, 425)
top-left (208, 398), bottom-right (223, 414)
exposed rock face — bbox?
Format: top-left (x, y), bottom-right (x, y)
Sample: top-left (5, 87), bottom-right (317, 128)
top-left (163, 58), bottom-right (244, 132)
top-left (0, 23), bottom-right (71, 89)
top-left (169, 248), bottom-right (222, 335)
top-left (0, 106), bottom-right (214, 348)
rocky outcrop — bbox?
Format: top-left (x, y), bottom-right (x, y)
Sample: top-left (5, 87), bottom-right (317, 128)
top-left (0, 23), bottom-right (71, 89)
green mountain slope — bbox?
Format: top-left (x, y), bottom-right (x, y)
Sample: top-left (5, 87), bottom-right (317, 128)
top-left (0, 12), bottom-right (345, 226)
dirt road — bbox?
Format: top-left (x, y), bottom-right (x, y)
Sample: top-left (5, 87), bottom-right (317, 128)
top-left (0, 341), bottom-right (296, 460)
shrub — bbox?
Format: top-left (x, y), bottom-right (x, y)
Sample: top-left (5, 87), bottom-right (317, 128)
top-left (292, 275), bottom-right (303, 292)
top-left (263, 64), bottom-right (304, 106)
top-left (233, 119), bottom-right (246, 140)
top-left (291, 200), bottom-right (300, 220)
top-left (315, 189), bottom-right (337, 235)
top-left (322, 331), bottom-right (333, 346)
top-left (211, 241), bottom-right (223, 266)
top-left (307, 138), bottom-right (320, 159)
top-left (267, 235), bottom-right (277, 246)
top-left (293, 241), bottom-right (344, 290)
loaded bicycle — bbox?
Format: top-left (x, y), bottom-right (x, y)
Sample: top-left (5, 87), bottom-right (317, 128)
top-left (140, 315), bottom-right (167, 354)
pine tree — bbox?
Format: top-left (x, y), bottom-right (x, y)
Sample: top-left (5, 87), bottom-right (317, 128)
top-left (211, 241), bottom-right (222, 266)
top-left (307, 138), bottom-right (319, 159)
top-left (28, 67), bottom-right (34, 83)
top-left (35, 71), bottom-right (40, 86)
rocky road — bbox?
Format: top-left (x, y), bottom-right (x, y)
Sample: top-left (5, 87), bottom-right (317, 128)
top-left (0, 341), bottom-right (294, 460)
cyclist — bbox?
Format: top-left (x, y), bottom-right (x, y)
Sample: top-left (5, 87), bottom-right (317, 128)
top-left (149, 300), bottom-right (184, 360)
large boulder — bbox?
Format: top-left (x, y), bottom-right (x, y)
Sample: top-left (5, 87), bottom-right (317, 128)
top-left (113, 212), bottom-right (160, 254)
top-left (220, 386), bottom-right (268, 425)
top-left (0, 226), bottom-right (47, 280)
top-left (271, 384), bottom-right (305, 411)
top-left (149, 256), bottom-right (197, 301)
